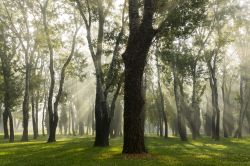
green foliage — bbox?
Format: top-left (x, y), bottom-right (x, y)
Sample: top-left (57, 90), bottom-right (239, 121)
top-left (157, 0), bottom-right (208, 38)
top-left (66, 51), bottom-right (88, 82)
top-left (59, 103), bottom-right (69, 125)
top-left (29, 73), bottom-right (44, 92)
top-left (0, 25), bottom-right (23, 110)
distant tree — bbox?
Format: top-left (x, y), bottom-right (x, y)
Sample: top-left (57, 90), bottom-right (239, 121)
top-left (234, 23), bottom-right (250, 138)
top-left (37, 0), bottom-right (81, 142)
top-left (0, 24), bottom-right (22, 142)
top-left (74, 0), bottom-right (126, 146)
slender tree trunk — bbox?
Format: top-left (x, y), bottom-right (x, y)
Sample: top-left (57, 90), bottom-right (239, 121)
top-left (8, 112), bottom-right (14, 142)
top-left (91, 106), bottom-right (95, 136)
top-left (190, 63), bottom-right (201, 139)
top-left (222, 77), bottom-right (229, 138)
top-left (42, 98), bottom-right (46, 136)
top-left (0, 37), bottom-right (15, 142)
top-left (156, 54), bottom-right (168, 138)
top-left (211, 83), bottom-right (216, 139)
top-left (71, 106), bottom-right (76, 136)
top-left (109, 74), bottom-right (123, 137)
top-left (235, 76), bottom-right (249, 138)
top-left (159, 117), bottom-right (163, 137)
top-left (3, 111), bottom-right (9, 139)
top-left (0, 106), bottom-right (2, 132)
top-left (215, 85), bottom-right (220, 140)
top-left (21, 60), bottom-right (30, 142)
top-left (31, 92), bottom-right (38, 139)
top-left (43, 2), bottom-right (56, 142)
top-left (35, 92), bottom-right (39, 138)
top-left (173, 57), bottom-right (187, 141)
top-left (79, 122), bottom-right (84, 136)
top-left (41, 1), bottom-right (78, 142)
top-left (207, 57), bottom-right (220, 141)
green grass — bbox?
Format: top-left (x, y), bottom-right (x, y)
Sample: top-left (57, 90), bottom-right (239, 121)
top-left (0, 135), bottom-right (250, 166)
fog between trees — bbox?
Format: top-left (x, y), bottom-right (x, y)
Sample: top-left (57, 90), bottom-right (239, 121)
top-left (0, 0), bottom-right (250, 154)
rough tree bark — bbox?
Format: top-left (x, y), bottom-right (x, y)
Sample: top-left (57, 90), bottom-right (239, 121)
top-left (122, 0), bottom-right (156, 153)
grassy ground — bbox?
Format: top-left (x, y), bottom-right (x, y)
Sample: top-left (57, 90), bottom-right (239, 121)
top-left (0, 135), bottom-right (250, 166)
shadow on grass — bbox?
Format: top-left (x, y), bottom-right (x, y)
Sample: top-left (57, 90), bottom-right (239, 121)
top-left (0, 135), bottom-right (250, 166)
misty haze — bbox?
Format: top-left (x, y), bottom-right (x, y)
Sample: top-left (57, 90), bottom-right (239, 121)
top-left (0, 0), bottom-right (250, 165)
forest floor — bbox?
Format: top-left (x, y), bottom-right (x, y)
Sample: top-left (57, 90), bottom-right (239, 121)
top-left (0, 135), bottom-right (250, 166)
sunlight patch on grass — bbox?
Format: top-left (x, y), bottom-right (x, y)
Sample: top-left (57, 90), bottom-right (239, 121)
top-left (205, 143), bottom-right (227, 150)
top-left (109, 146), bottom-right (122, 152)
top-left (98, 153), bottom-right (116, 159)
top-left (1, 136), bottom-right (250, 166)
top-left (230, 139), bottom-right (250, 145)
top-left (66, 148), bottom-right (85, 153)
top-left (195, 154), bottom-right (212, 159)
top-left (158, 154), bottom-right (178, 160)
top-left (0, 151), bottom-right (14, 156)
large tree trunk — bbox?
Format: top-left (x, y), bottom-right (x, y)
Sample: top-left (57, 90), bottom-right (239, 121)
top-left (122, 0), bottom-right (155, 154)
top-left (123, 64), bottom-right (147, 153)
top-left (94, 76), bottom-right (110, 146)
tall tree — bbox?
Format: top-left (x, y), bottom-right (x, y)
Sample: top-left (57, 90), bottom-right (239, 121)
top-left (75, 0), bottom-right (126, 146)
top-left (155, 53), bottom-right (168, 138)
top-left (122, 0), bottom-right (207, 153)
top-left (0, 24), bottom-right (20, 142)
top-left (38, 0), bottom-right (80, 142)
top-left (2, 0), bottom-right (38, 142)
